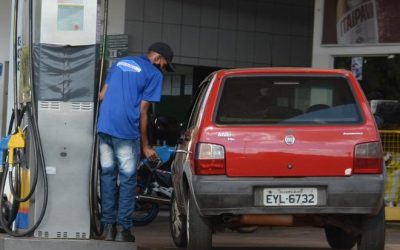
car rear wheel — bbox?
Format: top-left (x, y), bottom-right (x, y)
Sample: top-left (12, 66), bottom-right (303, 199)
top-left (170, 192), bottom-right (187, 247)
top-left (187, 193), bottom-right (212, 250)
top-left (325, 226), bottom-right (356, 249)
top-left (357, 206), bottom-right (385, 250)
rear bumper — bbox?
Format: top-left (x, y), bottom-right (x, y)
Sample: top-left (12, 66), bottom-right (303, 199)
top-left (191, 175), bottom-right (385, 216)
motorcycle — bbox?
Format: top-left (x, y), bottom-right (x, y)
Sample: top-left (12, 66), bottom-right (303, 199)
top-left (132, 145), bottom-right (175, 226)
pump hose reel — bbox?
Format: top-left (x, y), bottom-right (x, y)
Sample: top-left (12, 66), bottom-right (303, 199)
top-left (0, 0), bottom-right (48, 237)
top-left (0, 104), bottom-right (48, 237)
top-left (89, 0), bottom-right (109, 238)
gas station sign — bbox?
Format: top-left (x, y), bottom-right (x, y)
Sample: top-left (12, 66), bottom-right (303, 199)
top-left (322, 0), bottom-right (400, 45)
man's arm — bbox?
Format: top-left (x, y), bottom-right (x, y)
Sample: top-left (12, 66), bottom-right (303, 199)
top-left (140, 100), bottom-right (157, 161)
top-left (99, 84), bottom-right (108, 101)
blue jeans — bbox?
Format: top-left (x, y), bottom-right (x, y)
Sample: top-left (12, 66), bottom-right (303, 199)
top-left (99, 133), bottom-right (140, 230)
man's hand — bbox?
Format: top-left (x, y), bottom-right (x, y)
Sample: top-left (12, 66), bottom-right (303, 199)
top-left (143, 145), bottom-right (158, 162)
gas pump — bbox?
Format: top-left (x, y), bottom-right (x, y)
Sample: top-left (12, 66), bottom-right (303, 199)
top-left (0, 0), bottom-right (111, 246)
top-left (30, 0), bottom-right (97, 239)
top-left (0, 0), bottom-right (49, 237)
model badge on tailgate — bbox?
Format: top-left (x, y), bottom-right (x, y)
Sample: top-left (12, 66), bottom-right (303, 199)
top-left (284, 135), bottom-right (295, 145)
top-left (217, 132), bottom-right (232, 137)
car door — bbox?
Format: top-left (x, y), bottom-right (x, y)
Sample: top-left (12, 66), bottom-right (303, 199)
top-left (172, 74), bottom-right (214, 207)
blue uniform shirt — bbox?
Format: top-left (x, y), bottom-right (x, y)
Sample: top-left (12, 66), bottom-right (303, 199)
top-left (97, 56), bottom-right (163, 139)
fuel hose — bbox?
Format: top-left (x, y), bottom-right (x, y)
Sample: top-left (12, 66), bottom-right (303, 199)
top-left (0, 0), bottom-right (48, 237)
top-left (89, 0), bottom-right (109, 238)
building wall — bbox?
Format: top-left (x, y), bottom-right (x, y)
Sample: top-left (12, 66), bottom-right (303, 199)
top-left (125, 0), bottom-right (314, 68)
top-left (107, 0), bottom-right (126, 35)
top-left (0, 1), bottom-right (11, 76)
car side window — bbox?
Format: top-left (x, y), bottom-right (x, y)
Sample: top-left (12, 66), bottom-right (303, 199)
top-left (186, 74), bottom-right (213, 130)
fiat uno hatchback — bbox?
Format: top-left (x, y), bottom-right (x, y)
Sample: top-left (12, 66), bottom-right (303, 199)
top-left (169, 68), bottom-right (385, 250)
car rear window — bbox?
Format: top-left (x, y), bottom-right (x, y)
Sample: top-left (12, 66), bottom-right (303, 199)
top-left (215, 76), bottom-right (363, 125)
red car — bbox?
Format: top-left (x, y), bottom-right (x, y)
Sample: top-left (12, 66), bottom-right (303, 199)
top-left (169, 68), bottom-right (385, 250)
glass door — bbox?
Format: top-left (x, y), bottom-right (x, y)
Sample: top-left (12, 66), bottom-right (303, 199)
top-left (335, 55), bottom-right (400, 216)
top-left (334, 55), bottom-right (400, 100)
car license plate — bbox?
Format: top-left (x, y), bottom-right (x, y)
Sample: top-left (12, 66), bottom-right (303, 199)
top-left (263, 188), bottom-right (318, 206)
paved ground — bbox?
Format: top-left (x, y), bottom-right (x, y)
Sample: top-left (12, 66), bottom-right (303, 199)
top-left (134, 212), bottom-right (400, 250)
top-left (0, 212), bottom-right (398, 250)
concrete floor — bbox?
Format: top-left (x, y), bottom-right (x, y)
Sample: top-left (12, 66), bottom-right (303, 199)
top-left (0, 236), bottom-right (136, 250)
top-left (134, 211), bottom-right (400, 250)
top-left (0, 212), bottom-right (398, 250)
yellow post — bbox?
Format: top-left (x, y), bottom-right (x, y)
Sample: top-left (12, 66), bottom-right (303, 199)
top-left (386, 207), bottom-right (400, 221)
top-left (15, 167), bottom-right (30, 229)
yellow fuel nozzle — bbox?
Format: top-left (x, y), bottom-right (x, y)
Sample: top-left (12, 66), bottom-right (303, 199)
top-left (8, 128), bottom-right (26, 166)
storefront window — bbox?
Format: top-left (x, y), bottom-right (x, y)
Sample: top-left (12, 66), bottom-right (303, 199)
top-left (334, 55), bottom-right (400, 100)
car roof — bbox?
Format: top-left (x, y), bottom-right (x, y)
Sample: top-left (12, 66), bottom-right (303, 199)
top-left (214, 67), bottom-right (352, 77)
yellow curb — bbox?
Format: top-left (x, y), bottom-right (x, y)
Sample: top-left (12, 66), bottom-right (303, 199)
top-left (385, 207), bottom-right (400, 221)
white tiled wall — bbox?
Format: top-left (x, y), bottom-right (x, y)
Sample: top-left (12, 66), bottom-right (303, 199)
top-left (125, 0), bottom-right (314, 68)
top-left (0, 0), bottom-right (11, 83)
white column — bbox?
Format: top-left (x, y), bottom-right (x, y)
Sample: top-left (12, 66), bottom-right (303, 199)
top-left (0, 0), bottom-right (12, 74)
top-left (107, 0), bottom-right (126, 35)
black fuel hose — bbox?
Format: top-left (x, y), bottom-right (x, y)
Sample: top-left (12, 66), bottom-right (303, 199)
top-left (12, 0), bottom-right (19, 133)
top-left (8, 105), bottom-right (40, 203)
top-left (89, 0), bottom-right (109, 238)
top-left (0, 105), bottom-right (28, 225)
top-left (0, 104), bottom-right (48, 237)
top-left (0, 109), bottom-right (22, 227)
top-left (0, 0), bottom-right (22, 232)
top-left (0, 0), bottom-right (48, 236)
top-left (7, 106), bottom-right (27, 136)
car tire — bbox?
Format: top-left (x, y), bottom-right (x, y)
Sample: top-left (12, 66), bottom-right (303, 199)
top-left (357, 205), bottom-right (385, 250)
top-left (170, 192), bottom-right (187, 248)
top-left (187, 193), bottom-right (212, 250)
top-left (325, 226), bottom-right (356, 249)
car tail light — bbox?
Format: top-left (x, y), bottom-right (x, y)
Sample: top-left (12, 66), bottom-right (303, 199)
top-left (354, 142), bottom-right (383, 174)
top-left (194, 143), bottom-right (225, 175)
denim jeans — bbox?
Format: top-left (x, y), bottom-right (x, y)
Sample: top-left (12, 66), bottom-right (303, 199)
top-left (99, 133), bottom-right (140, 230)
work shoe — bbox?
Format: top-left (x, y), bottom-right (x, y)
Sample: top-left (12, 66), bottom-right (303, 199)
top-left (115, 225), bottom-right (135, 242)
top-left (102, 224), bottom-right (116, 241)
